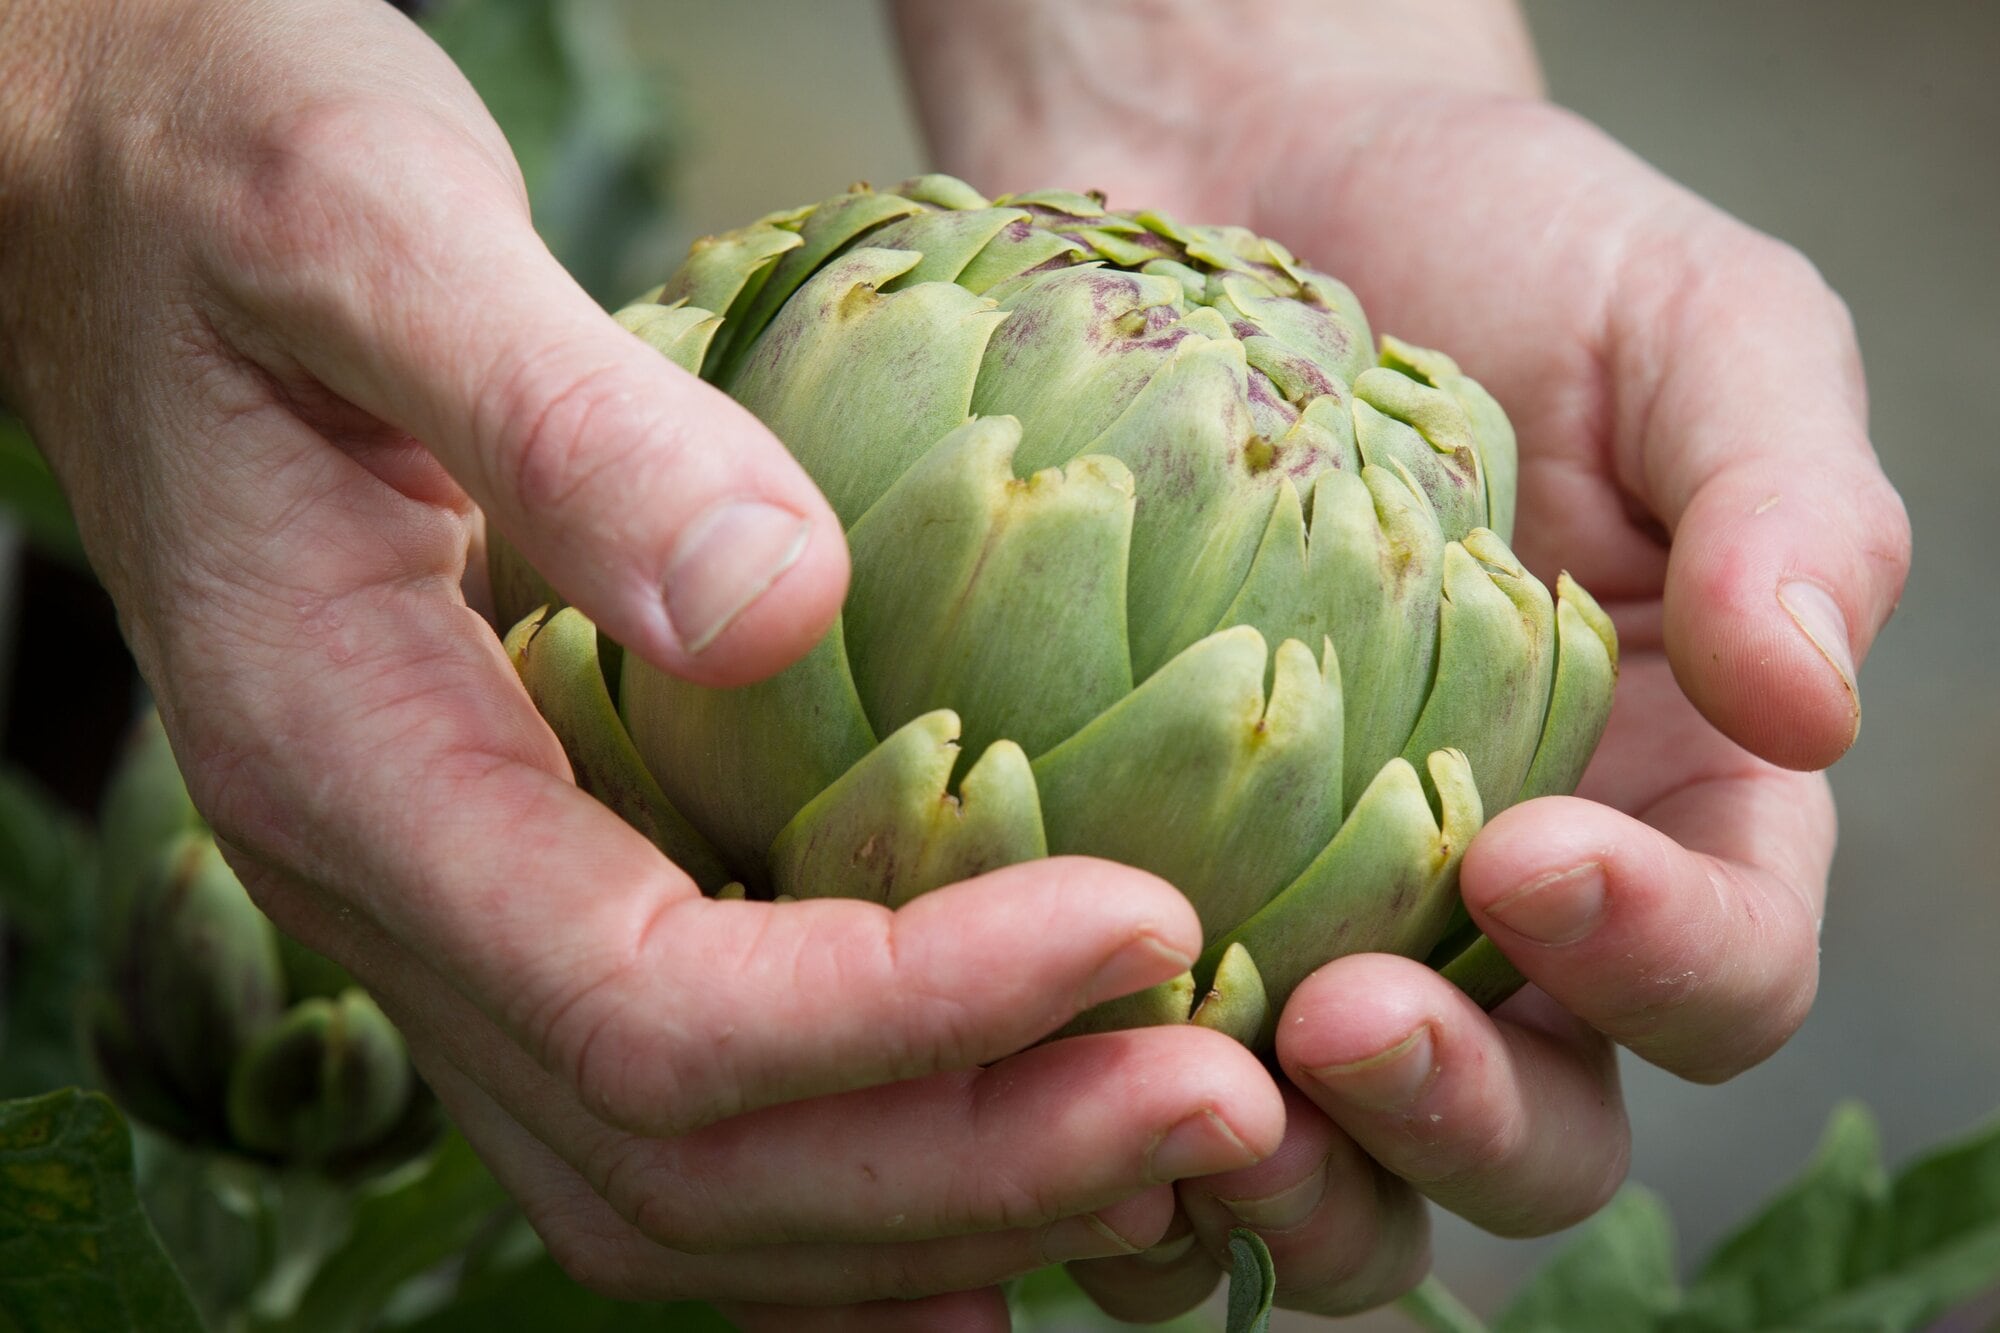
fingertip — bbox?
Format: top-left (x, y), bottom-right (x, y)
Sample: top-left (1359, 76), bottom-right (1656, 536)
top-left (918, 856), bottom-right (1207, 998)
top-left (644, 497), bottom-right (851, 688)
top-left (1459, 797), bottom-right (1634, 915)
top-left (1662, 464), bottom-right (1905, 772)
top-left (1666, 562), bottom-right (1857, 771)
top-left (1275, 953), bottom-right (1464, 1080)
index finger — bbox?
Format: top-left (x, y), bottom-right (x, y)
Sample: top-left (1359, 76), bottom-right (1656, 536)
top-left (178, 407), bottom-right (1204, 1140)
top-left (1615, 222), bottom-right (1910, 770)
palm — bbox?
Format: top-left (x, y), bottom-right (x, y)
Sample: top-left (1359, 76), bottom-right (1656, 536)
top-left (1040, 87), bottom-right (1900, 1318)
top-left (1240, 93), bottom-right (1826, 842)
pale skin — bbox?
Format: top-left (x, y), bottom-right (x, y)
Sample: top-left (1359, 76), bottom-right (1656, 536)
top-left (0, 0), bottom-right (1908, 1328)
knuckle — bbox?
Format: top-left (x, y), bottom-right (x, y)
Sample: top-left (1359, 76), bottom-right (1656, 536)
top-left (594, 1140), bottom-right (713, 1253)
top-left (540, 1223), bottom-right (656, 1301)
top-left (225, 98), bottom-right (408, 276)
top-left (1290, 1182), bottom-right (1431, 1315)
top-left (865, 1245), bottom-right (963, 1304)
top-left (973, 1165), bottom-right (1063, 1233)
top-left (484, 349), bottom-right (670, 528)
top-left (1402, 1109), bottom-right (1528, 1194)
top-left (532, 898), bottom-right (738, 1136)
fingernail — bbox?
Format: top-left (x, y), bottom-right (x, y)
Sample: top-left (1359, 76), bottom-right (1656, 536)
top-left (1485, 862), bottom-right (1606, 946)
top-left (1148, 1110), bottom-right (1256, 1183)
top-left (1308, 1025), bottom-right (1437, 1111)
top-left (1778, 580), bottom-right (1860, 725)
top-left (1220, 1157), bottom-right (1329, 1233)
top-left (1040, 1211), bottom-right (1143, 1263)
top-left (662, 500), bottom-right (811, 653)
top-left (1083, 931), bottom-right (1194, 1010)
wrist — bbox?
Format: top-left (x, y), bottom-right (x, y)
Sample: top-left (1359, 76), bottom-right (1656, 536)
top-left (892, 0), bottom-right (1543, 213)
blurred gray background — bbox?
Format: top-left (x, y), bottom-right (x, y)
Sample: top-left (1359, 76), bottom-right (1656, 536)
top-left (621, 1), bottom-right (1999, 1325)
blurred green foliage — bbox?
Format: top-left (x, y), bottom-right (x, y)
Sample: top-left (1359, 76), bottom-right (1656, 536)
top-left (421, 0), bottom-right (681, 304)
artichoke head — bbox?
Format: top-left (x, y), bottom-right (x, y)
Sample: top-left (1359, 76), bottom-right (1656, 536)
top-left (497, 177), bottom-right (1618, 1044)
top-left (85, 712), bottom-right (434, 1172)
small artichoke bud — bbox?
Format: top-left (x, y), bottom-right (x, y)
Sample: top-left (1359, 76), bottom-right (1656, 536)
top-left (90, 709), bottom-right (434, 1174)
top-left (122, 832), bottom-right (286, 1129)
top-left (96, 710), bottom-right (201, 956)
top-left (81, 988), bottom-right (204, 1141)
top-left (225, 989), bottom-right (414, 1163)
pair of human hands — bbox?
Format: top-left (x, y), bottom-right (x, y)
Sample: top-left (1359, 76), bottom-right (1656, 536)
top-left (0, 0), bottom-right (1907, 1328)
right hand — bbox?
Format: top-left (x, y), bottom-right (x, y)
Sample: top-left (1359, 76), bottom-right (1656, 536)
top-left (0, 1), bottom-right (1283, 1324)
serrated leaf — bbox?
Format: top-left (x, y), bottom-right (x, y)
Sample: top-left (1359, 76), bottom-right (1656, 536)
top-left (421, 0), bottom-right (676, 304)
top-left (1495, 1187), bottom-right (1680, 1333)
top-left (1790, 1107), bottom-right (2000, 1331)
top-left (0, 1089), bottom-right (205, 1332)
top-left (1676, 1102), bottom-right (1886, 1330)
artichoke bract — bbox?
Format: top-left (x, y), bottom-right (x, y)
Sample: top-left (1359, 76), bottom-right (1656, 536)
top-left (86, 713), bottom-right (434, 1173)
top-left (497, 176), bottom-right (1617, 1046)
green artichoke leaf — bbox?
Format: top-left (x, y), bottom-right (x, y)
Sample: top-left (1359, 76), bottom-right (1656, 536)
top-left (969, 265), bottom-right (1192, 473)
top-left (955, 220), bottom-right (1090, 296)
top-left (1517, 573), bottom-right (1620, 802)
top-left (998, 188), bottom-right (1146, 231)
top-left (1438, 935), bottom-right (1528, 1012)
top-left (656, 218), bottom-right (802, 374)
top-left (1138, 256), bottom-right (1217, 305)
top-left (486, 527), bottom-right (563, 639)
top-left (1220, 466), bottom-right (1446, 807)
top-left (1033, 628), bottom-right (1343, 940)
top-left (726, 246), bottom-right (1007, 525)
top-left (1276, 391), bottom-right (1361, 477)
top-left (1217, 274), bottom-right (1373, 391)
top-left (126, 833), bottom-right (286, 1122)
top-left (1204, 748), bottom-right (1483, 1018)
top-left (225, 989), bottom-right (413, 1162)
top-left (1295, 268), bottom-right (1375, 364)
top-left (622, 618), bottom-right (876, 886)
top-left (892, 173), bottom-right (992, 210)
top-left (1380, 335), bottom-right (1518, 544)
top-left (1190, 942), bottom-right (1272, 1049)
top-left (612, 299), bottom-right (722, 375)
top-left (869, 206), bottom-right (1031, 291)
top-left (768, 710), bottom-right (1046, 907)
top-left (1353, 369), bottom-right (1487, 542)
top-left (1054, 970), bottom-right (1197, 1038)
top-left (1072, 225), bottom-right (1174, 268)
top-left (1076, 331), bottom-right (1308, 678)
top-left (1181, 223), bottom-right (1294, 284)
top-left (721, 187), bottom-right (928, 374)
top-left (1400, 531), bottom-right (1557, 814)
top-left (843, 415), bottom-right (1135, 760)
top-left (505, 605), bottom-right (732, 891)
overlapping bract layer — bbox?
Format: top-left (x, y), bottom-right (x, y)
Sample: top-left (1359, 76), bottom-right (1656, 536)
top-left (85, 714), bottom-right (435, 1171)
top-left (501, 177), bottom-right (1618, 1043)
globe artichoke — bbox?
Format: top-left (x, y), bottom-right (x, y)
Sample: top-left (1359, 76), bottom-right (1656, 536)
top-left (495, 176), bottom-right (1617, 1046)
top-left (85, 712), bottom-right (435, 1172)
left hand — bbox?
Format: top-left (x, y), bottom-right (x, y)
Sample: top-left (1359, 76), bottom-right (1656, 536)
top-left (889, 1), bottom-right (1910, 1322)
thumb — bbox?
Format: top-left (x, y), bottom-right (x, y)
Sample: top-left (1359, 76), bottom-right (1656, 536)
top-left (215, 107), bottom-right (847, 687)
